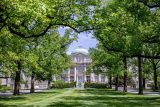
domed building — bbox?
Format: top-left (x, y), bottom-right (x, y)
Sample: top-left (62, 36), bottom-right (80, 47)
top-left (63, 46), bottom-right (108, 87)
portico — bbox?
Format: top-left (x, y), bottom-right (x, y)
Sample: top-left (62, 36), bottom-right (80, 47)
top-left (63, 47), bottom-right (108, 87)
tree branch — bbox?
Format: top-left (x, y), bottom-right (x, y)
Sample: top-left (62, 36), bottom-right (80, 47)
top-left (8, 22), bottom-right (99, 38)
top-left (138, 0), bottom-right (160, 8)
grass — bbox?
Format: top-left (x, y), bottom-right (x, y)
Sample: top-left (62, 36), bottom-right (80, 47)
top-left (0, 88), bottom-right (160, 107)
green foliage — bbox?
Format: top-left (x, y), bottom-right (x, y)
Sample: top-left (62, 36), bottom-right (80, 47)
top-left (51, 80), bottom-right (76, 88)
top-left (84, 82), bottom-right (108, 88)
top-left (94, 0), bottom-right (160, 57)
top-left (0, 29), bottom-right (28, 76)
top-left (0, 26), bottom-right (73, 81)
top-left (31, 30), bottom-right (72, 81)
top-left (0, 25), bottom-right (73, 95)
top-left (89, 48), bottom-right (124, 77)
top-left (1, 0), bottom-right (101, 38)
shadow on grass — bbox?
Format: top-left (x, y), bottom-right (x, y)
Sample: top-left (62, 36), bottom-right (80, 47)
top-left (0, 89), bottom-right (64, 106)
top-left (34, 91), bottom-right (61, 94)
top-left (78, 88), bottom-right (128, 95)
top-left (0, 96), bottom-right (27, 107)
top-left (48, 101), bottom-right (84, 107)
top-left (0, 96), bottom-right (26, 101)
top-left (48, 89), bottom-right (160, 107)
top-left (48, 96), bottom-right (160, 107)
top-left (0, 105), bottom-right (31, 107)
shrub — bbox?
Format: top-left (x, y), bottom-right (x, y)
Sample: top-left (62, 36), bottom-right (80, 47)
top-left (84, 82), bottom-right (108, 88)
top-left (0, 85), bottom-right (12, 92)
top-left (51, 80), bottom-right (76, 88)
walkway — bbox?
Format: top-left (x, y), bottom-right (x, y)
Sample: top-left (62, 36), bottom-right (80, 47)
top-left (117, 86), bottom-right (160, 95)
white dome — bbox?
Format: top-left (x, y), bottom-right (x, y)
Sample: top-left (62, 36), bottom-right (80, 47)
top-left (72, 46), bottom-right (88, 55)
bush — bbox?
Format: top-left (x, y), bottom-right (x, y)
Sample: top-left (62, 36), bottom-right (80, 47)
top-left (0, 85), bottom-right (12, 92)
top-left (51, 80), bottom-right (76, 88)
top-left (84, 82), bottom-right (108, 88)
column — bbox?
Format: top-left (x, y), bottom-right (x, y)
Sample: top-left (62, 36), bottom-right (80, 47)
top-left (74, 66), bottom-right (77, 82)
top-left (90, 73), bottom-right (95, 82)
top-left (68, 68), bottom-right (70, 83)
top-left (76, 66), bottom-right (79, 88)
top-left (98, 74), bottom-right (101, 83)
top-left (84, 65), bottom-right (87, 82)
top-left (93, 73), bottom-right (95, 82)
top-left (53, 75), bottom-right (56, 81)
top-left (105, 75), bottom-right (108, 83)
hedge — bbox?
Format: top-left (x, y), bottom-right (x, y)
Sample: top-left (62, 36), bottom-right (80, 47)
top-left (51, 80), bottom-right (76, 88)
top-left (84, 82), bottom-right (108, 88)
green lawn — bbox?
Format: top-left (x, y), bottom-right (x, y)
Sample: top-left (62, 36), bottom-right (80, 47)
top-left (0, 88), bottom-right (160, 107)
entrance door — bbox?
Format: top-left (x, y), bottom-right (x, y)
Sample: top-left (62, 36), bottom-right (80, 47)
top-left (76, 75), bottom-right (84, 88)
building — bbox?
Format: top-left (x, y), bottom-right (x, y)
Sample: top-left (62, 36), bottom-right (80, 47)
top-left (0, 72), bottom-right (12, 87)
top-left (0, 72), bottom-right (48, 90)
top-left (63, 46), bottom-right (108, 87)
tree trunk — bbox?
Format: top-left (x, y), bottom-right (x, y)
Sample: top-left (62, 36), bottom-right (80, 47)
top-left (13, 61), bottom-right (21, 95)
top-left (138, 56), bottom-right (143, 95)
top-left (123, 57), bottom-right (127, 92)
top-left (30, 71), bottom-right (35, 93)
top-left (48, 80), bottom-right (51, 89)
top-left (115, 75), bottom-right (118, 91)
top-left (109, 74), bottom-right (112, 89)
top-left (143, 78), bottom-right (146, 89)
top-left (153, 63), bottom-right (158, 90)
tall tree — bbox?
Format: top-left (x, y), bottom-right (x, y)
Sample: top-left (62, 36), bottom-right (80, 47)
top-left (89, 48), bottom-right (124, 90)
top-left (0, 29), bottom-right (28, 95)
top-left (93, 0), bottom-right (160, 94)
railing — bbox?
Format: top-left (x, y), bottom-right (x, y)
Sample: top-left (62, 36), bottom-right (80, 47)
top-left (72, 60), bottom-right (92, 63)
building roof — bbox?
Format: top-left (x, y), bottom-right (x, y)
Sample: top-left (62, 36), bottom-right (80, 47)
top-left (71, 46), bottom-right (89, 55)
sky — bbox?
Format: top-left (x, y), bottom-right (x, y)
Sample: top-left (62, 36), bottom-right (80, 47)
top-left (67, 33), bottom-right (98, 54)
top-left (59, 28), bottom-right (98, 54)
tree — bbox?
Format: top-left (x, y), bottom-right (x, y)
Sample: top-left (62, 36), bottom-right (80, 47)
top-left (93, 1), bottom-right (138, 92)
top-left (0, 27), bottom-right (73, 95)
top-left (93, 0), bottom-right (160, 94)
top-left (0, 29), bottom-right (28, 95)
top-left (89, 47), bottom-right (124, 90)
top-left (144, 44), bottom-right (160, 90)
top-left (36, 31), bottom-right (72, 89)
top-left (25, 29), bottom-right (73, 92)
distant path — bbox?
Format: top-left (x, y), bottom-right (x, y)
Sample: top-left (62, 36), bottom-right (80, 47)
top-left (0, 89), bottom-right (45, 96)
top-left (115, 86), bottom-right (160, 95)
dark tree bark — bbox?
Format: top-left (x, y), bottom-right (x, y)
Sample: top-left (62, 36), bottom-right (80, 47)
top-left (138, 56), bottom-right (143, 95)
top-left (48, 80), bottom-right (51, 89)
top-left (13, 61), bottom-right (21, 95)
top-left (47, 73), bottom-right (52, 89)
top-left (115, 75), bottom-right (119, 91)
top-left (143, 78), bottom-right (146, 89)
top-left (123, 57), bottom-right (127, 92)
top-left (153, 63), bottom-right (158, 90)
top-left (30, 71), bottom-right (35, 93)
top-left (109, 74), bottom-right (112, 89)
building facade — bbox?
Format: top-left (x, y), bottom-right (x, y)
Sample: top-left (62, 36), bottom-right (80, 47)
top-left (63, 47), bottom-right (108, 87)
